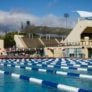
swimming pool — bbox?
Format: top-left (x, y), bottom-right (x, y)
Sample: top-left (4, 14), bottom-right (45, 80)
top-left (0, 58), bottom-right (92, 92)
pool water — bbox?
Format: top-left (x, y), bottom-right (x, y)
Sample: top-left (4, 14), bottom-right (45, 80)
top-left (0, 58), bottom-right (92, 92)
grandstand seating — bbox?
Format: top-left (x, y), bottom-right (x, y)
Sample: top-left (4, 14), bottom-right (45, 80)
top-left (22, 37), bottom-right (59, 48)
top-left (41, 38), bottom-right (58, 47)
top-left (22, 37), bottom-right (43, 48)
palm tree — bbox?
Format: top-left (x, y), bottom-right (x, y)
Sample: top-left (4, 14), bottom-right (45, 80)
top-left (26, 20), bottom-right (31, 26)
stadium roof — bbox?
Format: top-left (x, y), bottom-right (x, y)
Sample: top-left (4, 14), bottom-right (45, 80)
top-left (76, 11), bottom-right (92, 18)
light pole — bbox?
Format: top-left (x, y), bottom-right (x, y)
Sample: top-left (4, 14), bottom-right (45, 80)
top-left (64, 13), bottom-right (69, 30)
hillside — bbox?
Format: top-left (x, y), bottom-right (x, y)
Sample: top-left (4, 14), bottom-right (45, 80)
top-left (22, 26), bottom-right (72, 36)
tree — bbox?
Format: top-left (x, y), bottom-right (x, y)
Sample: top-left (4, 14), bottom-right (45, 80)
top-left (4, 33), bottom-right (16, 48)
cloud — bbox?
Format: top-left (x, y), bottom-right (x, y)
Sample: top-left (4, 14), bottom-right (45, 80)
top-left (0, 10), bottom-right (76, 29)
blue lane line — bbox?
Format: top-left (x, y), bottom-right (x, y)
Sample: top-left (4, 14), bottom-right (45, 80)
top-left (1, 58), bottom-right (92, 74)
top-left (1, 61), bottom-right (92, 72)
top-left (1, 58), bottom-right (92, 67)
top-left (0, 70), bottom-right (91, 92)
top-left (0, 63), bottom-right (92, 80)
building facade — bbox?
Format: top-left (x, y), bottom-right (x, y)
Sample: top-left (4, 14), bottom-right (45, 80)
top-left (62, 19), bottom-right (92, 58)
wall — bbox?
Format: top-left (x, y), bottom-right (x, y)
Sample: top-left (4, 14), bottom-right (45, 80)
top-left (0, 40), bottom-right (4, 49)
top-left (14, 35), bottom-right (27, 49)
top-left (44, 47), bottom-right (62, 57)
top-left (0, 40), bottom-right (6, 55)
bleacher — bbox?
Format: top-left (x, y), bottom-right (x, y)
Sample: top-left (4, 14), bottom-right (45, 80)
top-left (22, 37), bottom-right (43, 48)
top-left (41, 38), bottom-right (59, 47)
top-left (56, 38), bottom-right (62, 42)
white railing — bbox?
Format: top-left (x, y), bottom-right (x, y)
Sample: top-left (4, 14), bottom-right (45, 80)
top-left (60, 40), bottom-right (92, 46)
top-left (80, 39), bottom-right (92, 46)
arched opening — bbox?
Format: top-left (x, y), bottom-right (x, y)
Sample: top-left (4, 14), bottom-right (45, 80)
top-left (81, 27), bottom-right (92, 40)
top-left (81, 27), bottom-right (92, 58)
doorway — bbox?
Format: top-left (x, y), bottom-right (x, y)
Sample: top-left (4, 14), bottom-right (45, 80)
top-left (88, 48), bottom-right (92, 58)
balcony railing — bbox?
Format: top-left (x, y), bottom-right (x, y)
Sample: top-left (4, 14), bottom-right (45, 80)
top-left (80, 39), bottom-right (92, 46)
top-left (60, 40), bottom-right (92, 46)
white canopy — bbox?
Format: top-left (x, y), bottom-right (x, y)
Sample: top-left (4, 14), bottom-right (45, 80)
top-left (76, 11), bottom-right (92, 18)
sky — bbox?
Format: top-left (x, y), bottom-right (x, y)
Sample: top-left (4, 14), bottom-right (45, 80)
top-left (0, 0), bottom-right (92, 28)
